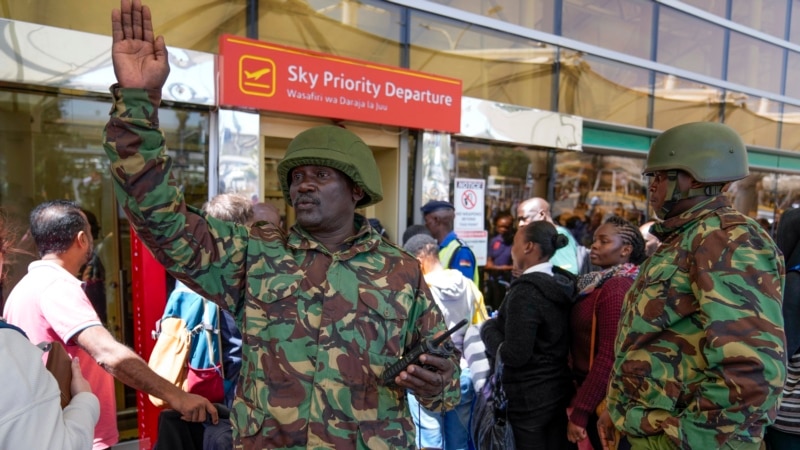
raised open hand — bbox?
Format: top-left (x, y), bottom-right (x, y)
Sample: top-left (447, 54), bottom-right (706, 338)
top-left (111, 0), bottom-right (170, 90)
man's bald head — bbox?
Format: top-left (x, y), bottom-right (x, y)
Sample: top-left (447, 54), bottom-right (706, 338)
top-left (517, 197), bottom-right (553, 226)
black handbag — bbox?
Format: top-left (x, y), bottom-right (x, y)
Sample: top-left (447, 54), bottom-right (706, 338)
top-left (471, 343), bottom-right (515, 449)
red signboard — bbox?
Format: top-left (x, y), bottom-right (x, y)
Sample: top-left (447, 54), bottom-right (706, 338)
top-left (218, 35), bottom-right (462, 133)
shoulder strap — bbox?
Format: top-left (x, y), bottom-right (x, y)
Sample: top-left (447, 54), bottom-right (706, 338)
top-left (201, 299), bottom-right (224, 379)
top-left (589, 298), bottom-right (598, 369)
top-left (469, 282), bottom-right (489, 324)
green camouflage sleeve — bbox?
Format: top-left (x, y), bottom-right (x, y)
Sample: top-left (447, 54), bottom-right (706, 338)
top-left (663, 221), bottom-right (786, 448)
top-left (102, 85), bottom-right (248, 312)
top-left (619, 216), bottom-right (786, 448)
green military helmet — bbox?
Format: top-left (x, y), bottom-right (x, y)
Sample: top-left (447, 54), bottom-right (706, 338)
top-left (644, 122), bottom-right (749, 183)
top-left (277, 125), bottom-right (383, 207)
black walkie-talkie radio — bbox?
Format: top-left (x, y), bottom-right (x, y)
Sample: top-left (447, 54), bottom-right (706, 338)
top-left (381, 318), bottom-right (468, 386)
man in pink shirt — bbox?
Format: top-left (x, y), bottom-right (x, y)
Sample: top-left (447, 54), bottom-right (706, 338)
top-left (3, 200), bottom-right (217, 450)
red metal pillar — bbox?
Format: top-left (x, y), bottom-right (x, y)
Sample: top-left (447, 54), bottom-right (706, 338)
top-left (130, 227), bottom-right (167, 450)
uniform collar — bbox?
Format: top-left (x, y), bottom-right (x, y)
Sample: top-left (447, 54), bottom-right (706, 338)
top-left (440, 231), bottom-right (459, 249)
top-left (652, 195), bottom-right (731, 241)
top-left (287, 214), bottom-right (382, 259)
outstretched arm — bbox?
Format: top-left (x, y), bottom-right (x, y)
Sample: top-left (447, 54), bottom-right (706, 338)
top-left (76, 325), bottom-right (218, 424)
top-left (111, 0), bottom-right (170, 90)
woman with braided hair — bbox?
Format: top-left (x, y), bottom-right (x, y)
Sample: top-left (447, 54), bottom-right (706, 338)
top-left (567, 215), bottom-right (646, 450)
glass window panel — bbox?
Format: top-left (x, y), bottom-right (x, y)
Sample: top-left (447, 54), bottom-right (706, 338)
top-left (559, 51), bottom-right (651, 127)
top-left (453, 140), bottom-right (550, 217)
top-left (727, 31), bottom-right (783, 94)
top-left (780, 104), bottom-right (800, 149)
top-left (791, 0), bottom-right (800, 44)
top-left (0, 93), bottom-right (210, 290)
top-left (553, 151), bottom-right (648, 246)
top-left (679, 0), bottom-right (727, 18)
top-left (562, 0), bottom-right (653, 60)
top-left (652, 73), bottom-right (722, 130)
top-left (258, 0), bottom-right (402, 66)
top-left (727, 170), bottom-right (781, 223)
top-left (0, 0), bottom-right (247, 53)
top-left (731, 0), bottom-right (788, 39)
top-left (723, 91), bottom-right (780, 147)
top-left (786, 51), bottom-right (800, 98)
top-left (425, 0), bottom-right (555, 33)
top-left (775, 173), bottom-right (800, 209)
top-left (657, 7), bottom-right (725, 78)
top-left (409, 12), bottom-right (554, 110)
top-left (219, 110), bottom-right (260, 199)
top-left (0, 91), bottom-right (209, 420)
top-left (158, 109), bottom-right (212, 207)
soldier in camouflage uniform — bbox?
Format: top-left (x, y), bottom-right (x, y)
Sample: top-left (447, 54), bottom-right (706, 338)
top-left (103, 1), bottom-right (460, 448)
top-left (598, 122), bottom-right (786, 450)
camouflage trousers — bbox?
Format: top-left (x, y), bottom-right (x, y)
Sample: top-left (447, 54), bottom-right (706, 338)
top-left (627, 434), bottom-right (761, 450)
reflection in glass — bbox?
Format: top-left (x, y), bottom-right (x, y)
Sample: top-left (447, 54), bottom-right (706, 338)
top-left (0, 91), bottom-right (209, 419)
top-left (553, 151), bottom-right (647, 246)
top-left (657, 7), bottom-right (725, 78)
top-left (781, 104), bottom-right (800, 150)
top-left (559, 51), bottom-right (651, 127)
top-left (723, 172), bottom-right (800, 233)
top-left (774, 174), bottom-right (800, 210)
top-left (679, 0), bottom-right (727, 17)
top-left (263, 135), bottom-right (295, 231)
top-left (652, 73), bottom-right (722, 130)
top-left (792, 1), bottom-right (800, 44)
top-left (726, 170), bottom-right (788, 235)
top-left (158, 109), bottom-right (212, 207)
top-left (723, 92), bottom-right (780, 148)
top-left (731, 0), bottom-right (788, 40)
top-left (409, 12), bottom-right (554, 110)
top-left (425, 0), bottom-right (554, 32)
top-left (259, 0), bottom-right (402, 66)
top-left (218, 110), bottom-right (259, 199)
top-left (727, 31), bottom-right (783, 95)
top-left (420, 132), bottom-right (451, 205)
top-left (562, 0), bottom-right (653, 60)
top-left (0, 0), bottom-right (247, 53)
top-left (0, 95), bottom-right (120, 301)
top-left (785, 51), bottom-right (800, 99)
top-left (453, 140), bottom-right (548, 225)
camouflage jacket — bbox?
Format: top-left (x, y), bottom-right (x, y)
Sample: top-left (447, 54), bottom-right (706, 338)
top-left (102, 86), bottom-right (460, 450)
top-left (606, 196), bottom-right (786, 449)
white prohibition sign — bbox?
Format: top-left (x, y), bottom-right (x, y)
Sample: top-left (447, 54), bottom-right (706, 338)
top-left (461, 190), bottom-right (478, 210)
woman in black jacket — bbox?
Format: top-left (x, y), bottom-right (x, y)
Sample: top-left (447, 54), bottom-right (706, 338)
top-left (481, 220), bottom-right (577, 450)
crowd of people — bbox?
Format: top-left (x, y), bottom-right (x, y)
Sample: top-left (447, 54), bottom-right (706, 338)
top-left (0, 1), bottom-right (797, 450)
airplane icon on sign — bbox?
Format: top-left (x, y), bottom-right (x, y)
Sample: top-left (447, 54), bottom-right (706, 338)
top-left (239, 55), bottom-right (276, 97)
top-left (245, 67), bottom-right (272, 81)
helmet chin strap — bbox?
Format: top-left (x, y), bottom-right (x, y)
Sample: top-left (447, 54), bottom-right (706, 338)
top-left (656, 170), bottom-right (724, 219)
top-left (656, 172), bottom-right (680, 220)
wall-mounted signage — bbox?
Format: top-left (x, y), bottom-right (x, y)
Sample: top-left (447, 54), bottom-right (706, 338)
top-left (219, 35), bottom-right (463, 133)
